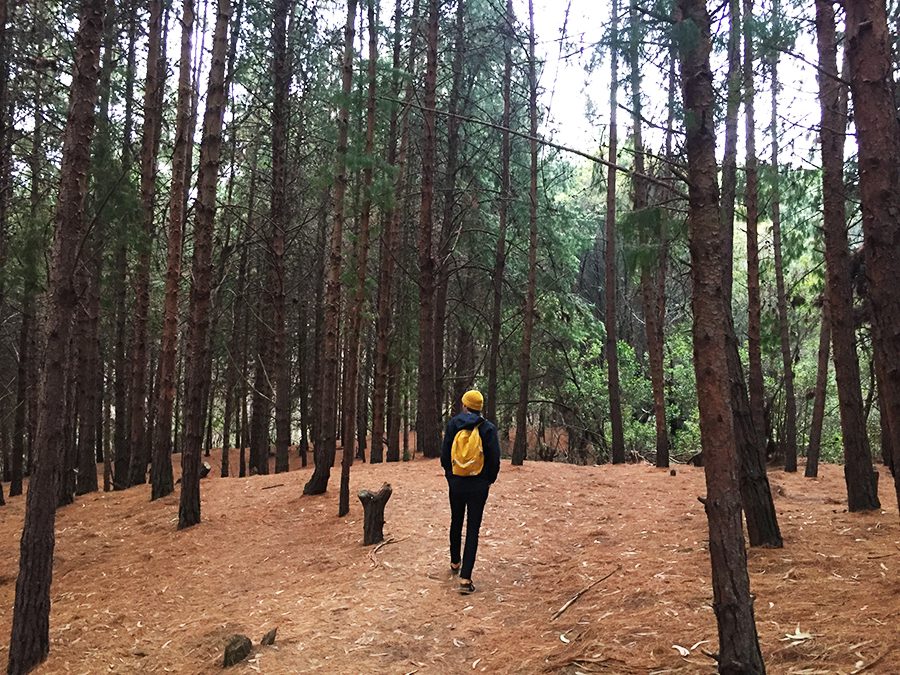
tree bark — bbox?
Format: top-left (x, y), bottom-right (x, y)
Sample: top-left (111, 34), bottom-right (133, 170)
top-left (677, 0), bottom-right (767, 670)
top-left (7, 0), bottom-right (106, 670)
top-left (602, 0), bottom-right (626, 465)
top-left (152, 0), bottom-right (195, 500)
top-left (415, 0), bottom-right (440, 460)
top-left (178, 0), bottom-right (230, 530)
top-left (304, 0), bottom-right (357, 495)
top-left (836, 0), bottom-right (900, 510)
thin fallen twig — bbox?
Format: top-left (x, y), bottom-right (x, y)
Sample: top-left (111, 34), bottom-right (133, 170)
top-left (261, 483), bottom-right (286, 490)
top-left (851, 648), bottom-right (892, 673)
top-left (368, 536), bottom-right (409, 566)
top-left (551, 566), bottom-right (621, 621)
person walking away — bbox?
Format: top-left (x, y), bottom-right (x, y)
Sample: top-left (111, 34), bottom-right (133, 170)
top-left (440, 389), bottom-right (501, 594)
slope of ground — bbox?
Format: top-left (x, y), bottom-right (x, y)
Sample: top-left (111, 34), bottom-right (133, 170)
top-left (1, 454), bottom-right (899, 674)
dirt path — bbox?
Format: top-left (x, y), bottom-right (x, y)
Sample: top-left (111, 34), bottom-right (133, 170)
top-left (1, 456), bottom-right (898, 674)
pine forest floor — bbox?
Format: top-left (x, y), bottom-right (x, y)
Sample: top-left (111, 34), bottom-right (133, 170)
top-left (1, 451), bottom-right (899, 674)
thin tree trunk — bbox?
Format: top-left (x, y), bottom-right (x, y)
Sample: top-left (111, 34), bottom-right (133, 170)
top-left (486, 0), bottom-right (514, 426)
top-left (152, 0), bottom-right (195, 500)
top-left (629, 0), bottom-right (668, 468)
top-left (10, 294), bottom-right (31, 497)
top-left (339, 0), bottom-right (377, 515)
top-left (805, 306), bottom-right (830, 478)
top-left (371, 0), bottom-right (417, 464)
top-left (433, 0), bottom-right (466, 416)
top-left (7, 1), bottom-right (106, 669)
top-left (676, 0), bottom-right (766, 669)
top-left (178, 0), bottom-right (230, 529)
top-left (743, 0), bottom-right (765, 440)
top-left (415, 0), bottom-right (440, 460)
top-left (304, 0), bottom-right (357, 495)
top-left (113, 0), bottom-right (137, 490)
top-left (127, 0), bottom-right (165, 487)
top-left (602, 0), bottom-right (625, 465)
top-left (271, 0), bottom-right (292, 475)
top-left (722, 0), bottom-right (782, 548)
top-left (820, 0), bottom-right (881, 510)
top-left (768, 16), bottom-right (799, 472)
top-left (511, 0), bottom-right (539, 466)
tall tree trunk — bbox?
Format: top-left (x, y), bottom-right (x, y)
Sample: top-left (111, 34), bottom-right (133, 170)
top-left (304, 0), bottom-right (357, 495)
top-left (178, 0), bottom-right (230, 529)
top-left (512, 0), bottom-right (540, 466)
top-left (415, 0), bottom-right (440, 460)
top-left (152, 0), bottom-right (195, 500)
top-left (113, 0), bottom-right (137, 490)
top-left (486, 0), bottom-right (514, 425)
top-left (768, 17), bottom-right (799, 472)
top-left (339, 0), bottom-right (378, 515)
top-left (805, 306), bottom-right (830, 478)
top-left (127, 0), bottom-right (165, 487)
top-left (721, 0), bottom-right (782, 548)
top-left (271, 0), bottom-right (291, 475)
top-left (832, 0), bottom-right (888, 511)
top-left (677, 0), bottom-right (766, 669)
top-left (743, 0), bottom-right (765, 438)
top-left (629, 0), bottom-right (668, 468)
top-left (603, 0), bottom-right (625, 465)
top-left (7, 1), bottom-right (106, 670)
top-left (433, 0), bottom-right (466, 416)
top-left (371, 0), bottom-right (417, 464)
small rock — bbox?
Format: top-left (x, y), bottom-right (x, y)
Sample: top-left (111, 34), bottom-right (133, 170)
top-left (260, 627), bottom-right (277, 646)
top-left (223, 634), bottom-right (252, 667)
top-left (669, 469), bottom-right (677, 477)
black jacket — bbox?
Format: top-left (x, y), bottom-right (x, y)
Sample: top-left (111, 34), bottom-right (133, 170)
top-left (440, 411), bottom-right (501, 485)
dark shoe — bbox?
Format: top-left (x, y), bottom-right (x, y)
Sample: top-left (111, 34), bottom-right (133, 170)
top-left (450, 563), bottom-right (461, 577)
top-left (458, 580), bottom-right (476, 595)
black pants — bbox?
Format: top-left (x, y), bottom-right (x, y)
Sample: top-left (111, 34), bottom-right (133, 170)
top-left (448, 479), bottom-right (489, 580)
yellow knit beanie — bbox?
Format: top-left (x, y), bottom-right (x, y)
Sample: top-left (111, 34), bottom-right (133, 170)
top-left (462, 389), bottom-right (483, 412)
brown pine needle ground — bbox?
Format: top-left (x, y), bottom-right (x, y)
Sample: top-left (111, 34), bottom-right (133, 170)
top-left (1, 455), bottom-right (898, 674)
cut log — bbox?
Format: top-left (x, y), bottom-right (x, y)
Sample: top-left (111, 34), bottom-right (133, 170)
top-left (223, 634), bottom-right (252, 667)
top-left (358, 482), bottom-right (392, 545)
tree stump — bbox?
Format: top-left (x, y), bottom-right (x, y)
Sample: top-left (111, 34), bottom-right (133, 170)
top-left (260, 627), bottom-right (277, 646)
top-left (223, 634), bottom-right (252, 667)
top-left (358, 482), bottom-right (392, 545)
top-left (200, 461), bottom-right (211, 479)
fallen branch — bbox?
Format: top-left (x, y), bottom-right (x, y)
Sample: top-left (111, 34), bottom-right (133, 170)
top-left (551, 566), bottom-right (621, 621)
top-left (261, 483), bottom-right (285, 490)
top-left (368, 536), bottom-right (409, 566)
